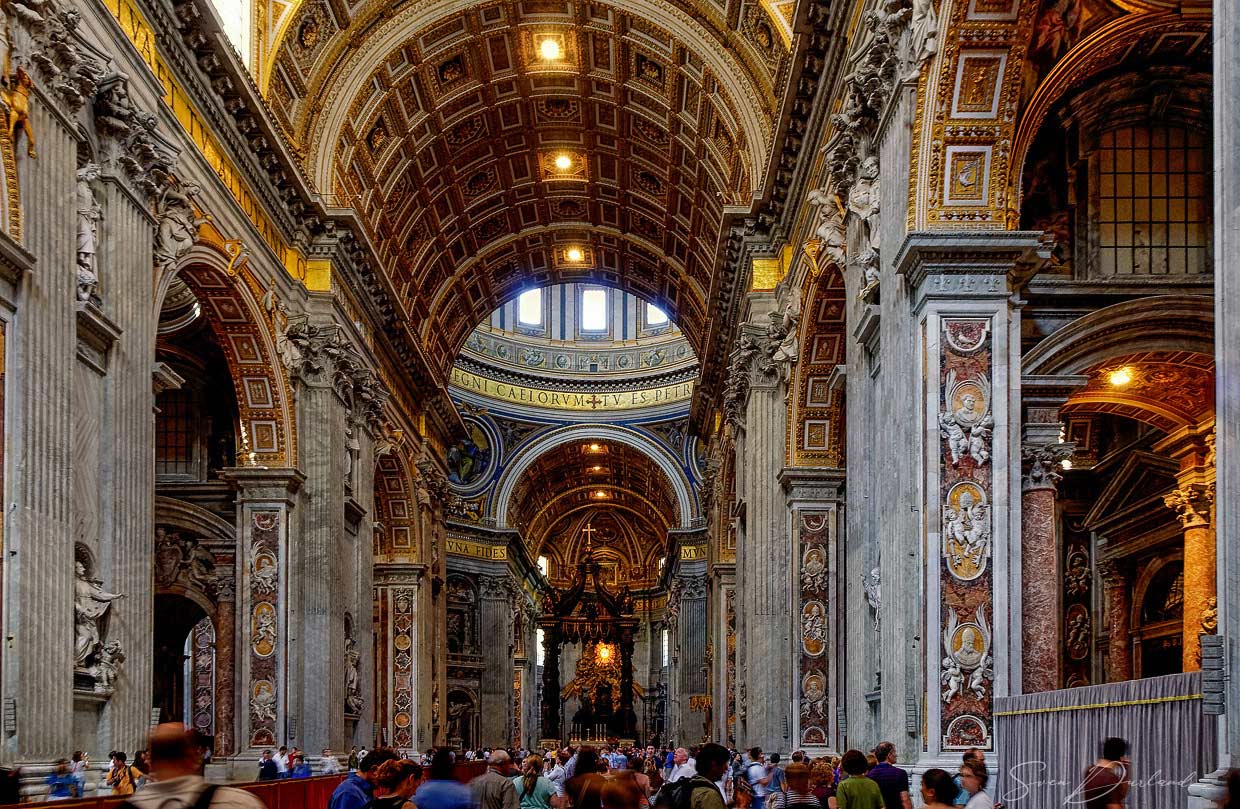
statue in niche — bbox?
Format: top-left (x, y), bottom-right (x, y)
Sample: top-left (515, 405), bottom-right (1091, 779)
top-left (345, 634), bottom-right (364, 715)
top-left (862, 566), bottom-right (881, 632)
top-left (74, 561), bottom-right (125, 669)
top-left (154, 179), bottom-right (204, 269)
top-left (75, 164), bottom-right (102, 302)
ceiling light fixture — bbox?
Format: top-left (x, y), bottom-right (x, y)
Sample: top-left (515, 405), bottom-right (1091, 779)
top-left (554, 154), bottom-right (573, 171)
top-left (592, 465), bottom-right (603, 472)
top-left (566, 247), bottom-right (584, 262)
top-left (588, 443), bottom-right (601, 452)
top-left (539, 38), bottom-right (562, 61)
top-left (1107, 367), bottom-right (1134, 388)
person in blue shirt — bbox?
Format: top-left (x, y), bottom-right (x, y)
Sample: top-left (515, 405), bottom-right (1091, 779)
top-left (416, 749), bottom-right (476, 809)
top-left (45, 759), bottom-right (76, 800)
top-left (330, 748), bottom-right (400, 809)
top-left (291, 754), bottom-right (314, 779)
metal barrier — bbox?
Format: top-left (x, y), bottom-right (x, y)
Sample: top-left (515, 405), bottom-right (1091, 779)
top-left (14, 761), bottom-right (492, 807)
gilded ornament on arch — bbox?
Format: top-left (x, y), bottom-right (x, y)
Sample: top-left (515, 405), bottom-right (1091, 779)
top-left (944, 147), bottom-right (990, 205)
top-left (951, 53), bottom-right (1006, 118)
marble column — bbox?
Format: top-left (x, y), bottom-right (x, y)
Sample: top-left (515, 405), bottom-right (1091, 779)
top-left (1098, 560), bottom-right (1131, 682)
top-left (541, 628), bottom-right (562, 742)
top-left (214, 580), bottom-right (237, 757)
top-left (1164, 484), bottom-right (1216, 671)
top-left (5, 85), bottom-right (80, 763)
top-left (674, 572), bottom-right (707, 744)
top-left (478, 575), bottom-right (513, 746)
top-left (731, 291), bottom-right (793, 753)
top-left (375, 565), bottom-right (425, 752)
top-left (221, 467), bottom-right (304, 754)
top-left (1019, 439), bottom-right (1073, 693)
top-left (290, 316), bottom-right (350, 752)
top-left (1194, 1), bottom-right (1240, 799)
top-left (896, 232), bottom-right (1041, 760)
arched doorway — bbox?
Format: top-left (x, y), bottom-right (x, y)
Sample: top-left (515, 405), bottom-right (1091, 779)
top-left (152, 593), bottom-right (215, 731)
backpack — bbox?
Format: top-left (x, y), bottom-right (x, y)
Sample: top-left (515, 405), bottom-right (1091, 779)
top-left (654, 777), bottom-right (715, 809)
top-left (118, 783), bottom-right (220, 809)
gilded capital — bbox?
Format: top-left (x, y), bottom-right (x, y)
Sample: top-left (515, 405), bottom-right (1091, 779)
top-left (1163, 483), bottom-right (1214, 529)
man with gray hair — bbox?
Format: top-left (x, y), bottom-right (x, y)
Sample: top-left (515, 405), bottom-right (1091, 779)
top-left (669, 748), bottom-right (696, 782)
top-left (472, 750), bottom-right (519, 809)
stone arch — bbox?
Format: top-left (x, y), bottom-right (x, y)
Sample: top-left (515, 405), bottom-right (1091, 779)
top-left (787, 262), bottom-right (846, 467)
top-left (492, 424), bottom-right (695, 529)
top-left (1007, 12), bottom-right (1209, 215)
top-left (1022, 295), bottom-right (1213, 376)
top-left (155, 496), bottom-right (236, 543)
top-left (374, 452), bottom-right (419, 559)
top-left (157, 240), bottom-right (297, 467)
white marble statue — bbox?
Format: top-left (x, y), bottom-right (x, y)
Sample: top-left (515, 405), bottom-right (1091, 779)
top-left (862, 566), bottom-right (881, 631)
top-left (806, 186), bottom-right (847, 270)
top-left (345, 635), bottom-right (364, 715)
top-left (74, 561), bottom-right (125, 668)
top-left (90, 641), bottom-right (125, 693)
top-left (906, 0), bottom-right (939, 77)
top-left (76, 164), bottom-right (102, 302)
top-left (154, 180), bottom-right (204, 269)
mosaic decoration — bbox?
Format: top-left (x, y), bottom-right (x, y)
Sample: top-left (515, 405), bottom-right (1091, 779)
top-left (248, 510), bottom-right (281, 747)
top-left (797, 513), bottom-right (830, 746)
top-left (191, 618), bottom-right (216, 738)
top-left (938, 319), bottom-right (994, 750)
top-left (391, 587), bottom-right (416, 749)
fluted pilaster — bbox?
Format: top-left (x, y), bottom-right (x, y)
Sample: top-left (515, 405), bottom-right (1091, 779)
top-left (6, 89), bottom-right (78, 761)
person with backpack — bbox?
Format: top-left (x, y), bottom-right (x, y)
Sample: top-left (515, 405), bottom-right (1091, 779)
top-left (108, 751), bottom-right (142, 796)
top-left (744, 749), bottom-right (773, 809)
top-left (654, 743), bottom-right (729, 809)
top-left (116, 724), bottom-right (265, 809)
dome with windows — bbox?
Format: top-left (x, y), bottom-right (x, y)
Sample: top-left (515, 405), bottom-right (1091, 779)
top-left (450, 284), bottom-right (698, 415)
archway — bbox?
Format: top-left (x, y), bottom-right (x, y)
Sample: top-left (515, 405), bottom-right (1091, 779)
top-left (152, 593), bottom-right (213, 731)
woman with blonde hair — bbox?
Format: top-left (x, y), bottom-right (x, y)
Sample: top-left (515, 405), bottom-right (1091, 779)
top-left (514, 753), bottom-right (561, 809)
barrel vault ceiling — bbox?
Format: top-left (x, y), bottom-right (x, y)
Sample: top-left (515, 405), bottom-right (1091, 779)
top-left (262, 0), bottom-right (796, 376)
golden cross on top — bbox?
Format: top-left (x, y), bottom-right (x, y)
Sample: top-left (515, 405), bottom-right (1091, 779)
top-left (581, 522), bottom-right (597, 549)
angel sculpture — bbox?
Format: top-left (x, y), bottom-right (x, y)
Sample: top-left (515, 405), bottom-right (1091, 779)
top-left (939, 371), bottom-right (994, 465)
top-left (942, 607), bottom-right (992, 703)
top-left (941, 655), bottom-right (964, 703)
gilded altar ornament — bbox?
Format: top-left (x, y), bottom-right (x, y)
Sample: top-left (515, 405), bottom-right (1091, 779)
top-left (1, 66), bottom-right (36, 158)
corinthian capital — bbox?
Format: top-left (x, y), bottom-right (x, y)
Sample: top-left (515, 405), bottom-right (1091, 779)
top-left (1021, 441), bottom-right (1074, 492)
top-left (1164, 483), bottom-right (1214, 529)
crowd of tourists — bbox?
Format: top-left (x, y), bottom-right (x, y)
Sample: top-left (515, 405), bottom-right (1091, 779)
top-left (326, 741), bottom-right (1000, 809)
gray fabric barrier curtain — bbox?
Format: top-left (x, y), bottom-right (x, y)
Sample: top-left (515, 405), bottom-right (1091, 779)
top-left (994, 672), bottom-right (1215, 809)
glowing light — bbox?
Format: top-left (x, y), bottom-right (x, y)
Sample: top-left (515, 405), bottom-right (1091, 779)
top-left (566, 247), bottom-right (585, 262)
top-left (596, 644), bottom-right (613, 661)
top-left (1107, 367), bottom-right (1134, 387)
top-left (592, 465), bottom-right (603, 472)
top-left (554, 154), bottom-right (573, 171)
top-left (539, 38), bottom-right (562, 60)
top-left (588, 443), bottom-right (601, 452)
top-left (594, 490), bottom-right (607, 498)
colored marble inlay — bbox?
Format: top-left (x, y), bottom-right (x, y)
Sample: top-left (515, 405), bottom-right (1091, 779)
top-left (798, 512), bottom-right (830, 746)
top-left (939, 318), bottom-right (994, 751)
top-left (249, 510), bottom-right (281, 747)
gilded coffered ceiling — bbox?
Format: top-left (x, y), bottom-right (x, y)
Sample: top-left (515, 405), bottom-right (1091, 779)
top-left (506, 441), bottom-right (680, 551)
top-left (260, 0), bottom-right (795, 376)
